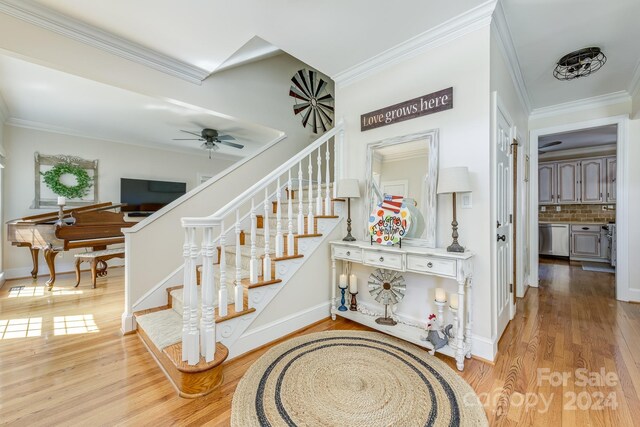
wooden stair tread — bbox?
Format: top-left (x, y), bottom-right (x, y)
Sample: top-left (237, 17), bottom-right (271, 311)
top-left (240, 276), bottom-right (283, 289)
top-left (215, 303), bottom-right (256, 323)
top-left (163, 341), bottom-right (229, 373)
top-left (296, 233), bottom-right (323, 238)
top-left (271, 254), bottom-right (304, 262)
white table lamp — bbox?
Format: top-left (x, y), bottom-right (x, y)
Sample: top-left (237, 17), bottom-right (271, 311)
top-left (337, 179), bottom-right (360, 241)
top-left (437, 167), bottom-right (472, 252)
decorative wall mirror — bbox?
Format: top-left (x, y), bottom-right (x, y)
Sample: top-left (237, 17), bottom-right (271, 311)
top-left (364, 129), bottom-right (439, 248)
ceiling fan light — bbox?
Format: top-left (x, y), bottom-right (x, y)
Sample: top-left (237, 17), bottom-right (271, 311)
top-left (553, 47), bottom-right (606, 81)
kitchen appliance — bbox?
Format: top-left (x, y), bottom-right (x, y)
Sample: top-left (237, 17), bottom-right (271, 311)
top-left (539, 223), bottom-right (570, 257)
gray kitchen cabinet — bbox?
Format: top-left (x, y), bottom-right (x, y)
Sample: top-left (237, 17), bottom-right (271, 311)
top-left (581, 158), bottom-right (605, 203)
top-left (570, 224), bottom-right (608, 260)
top-left (556, 161), bottom-right (580, 204)
top-left (606, 157), bottom-right (616, 203)
top-left (538, 163), bottom-right (556, 205)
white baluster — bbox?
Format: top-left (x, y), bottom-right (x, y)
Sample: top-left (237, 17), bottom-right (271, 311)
top-left (316, 147), bottom-right (322, 215)
top-left (181, 227), bottom-right (199, 365)
top-left (235, 210), bottom-right (243, 312)
top-left (263, 187), bottom-right (272, 280)
top-left (249, 198), bottom-right (259, 284)
top-left (287, 169), bottom-right (295, 256)
top-left (275, 177), bottom-right (284, 258)
top-left (200, 226), bottom-right (215, 362)
top-left (218, 220), bottom-right (228, 318)
top-left (297, 162), bottom-right (304, 235)
top-left (307, 154), bottom-right (314, 235)
top-left (325, 142), bottom-right (331, 215)
top-left (334, 129), bottom-right (344, 199)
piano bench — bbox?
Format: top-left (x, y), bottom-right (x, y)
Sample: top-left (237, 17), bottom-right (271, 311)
top-left (74, 248), bottom-right (125, 288)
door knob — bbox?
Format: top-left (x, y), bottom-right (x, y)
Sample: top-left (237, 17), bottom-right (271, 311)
top-left (497, 234), bottom-right (506, 242)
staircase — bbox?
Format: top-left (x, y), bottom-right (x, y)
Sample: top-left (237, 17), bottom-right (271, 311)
top-left (133, 125), bottom-right (345, 397)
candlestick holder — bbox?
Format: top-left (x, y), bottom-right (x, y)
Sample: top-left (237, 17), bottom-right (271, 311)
top-left (338, 287), bottom-right (348, 311)
top-left (434, 300), bottom-right (446, 330)
top-left (57, 204), bottom-right (65, 226)
top-left (448, 306), bottom-right (458, 350)
top-left (349, 291), bottom-right (358, 311)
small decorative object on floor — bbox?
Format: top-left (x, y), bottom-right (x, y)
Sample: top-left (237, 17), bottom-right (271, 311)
top-left (437, 167), bottom-right (472, 252)
top-left (337, 179), bottom-right (360, 241)
top-left (368, 268), bottom-right (405, 326)
top-left (420, 313), bottom-right (453, 354)
top-left (368, 194), bottom-right (411, 246)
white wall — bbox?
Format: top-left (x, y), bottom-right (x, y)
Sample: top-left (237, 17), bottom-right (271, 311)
top-left (2, 125), bottom-right (234, 279)
top-left (336, 26), bottom-right (496, 360)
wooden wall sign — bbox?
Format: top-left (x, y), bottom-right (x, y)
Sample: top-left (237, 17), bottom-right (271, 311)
top-left (361, 87), bottom-right (453, 131)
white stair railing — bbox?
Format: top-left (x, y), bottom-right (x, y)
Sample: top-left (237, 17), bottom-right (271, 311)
top-left (180, 122), bottom-right (343, 364)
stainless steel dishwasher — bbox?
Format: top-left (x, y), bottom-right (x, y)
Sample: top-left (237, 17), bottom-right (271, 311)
top-left (539, 224), bottom-right (570, 257)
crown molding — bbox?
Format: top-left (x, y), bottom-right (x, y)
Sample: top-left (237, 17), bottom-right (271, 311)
top-left (333, 0), bottom-right (497, 88)
top-left (0, 0), bottom-right (210, 84)
top-left (630, 59), bottom-right (640, 100)
top-left (529, 91), bottom-right (632, 120)
top-left (490, 1), bottom-right (532, 114)
top-left (5, 117), bottom-right (243, 161)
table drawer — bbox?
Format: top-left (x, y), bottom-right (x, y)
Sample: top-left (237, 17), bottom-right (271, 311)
top-left (362, 250), bottom-right (403, 270)
top-left (333, 246), bottom-right (362, 262)
top-left (406, 255), bottom-right (456, 277)
top-left (571, 224), bottom-right (601, 232)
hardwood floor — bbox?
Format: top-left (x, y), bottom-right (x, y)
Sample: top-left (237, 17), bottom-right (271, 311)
top-left (0, 260), bottom-right (638, 426)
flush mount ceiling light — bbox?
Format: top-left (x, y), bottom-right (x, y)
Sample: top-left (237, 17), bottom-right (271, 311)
top-left (553, 47), bottom-right (606, 80)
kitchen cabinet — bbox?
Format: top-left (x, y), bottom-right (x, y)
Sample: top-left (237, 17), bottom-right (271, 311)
top-left (581, 158), bottom-right (605, 203)
top-left (569, 224), bottom-right (610, 261)
top-left (557, 161), bottom-right (580, 204)
top-left (538, 163), bottom-right (556, 204)
top-left (538, 155), bottom-right (615, 205)
top-left (606, 157), bottom-right (616, 203)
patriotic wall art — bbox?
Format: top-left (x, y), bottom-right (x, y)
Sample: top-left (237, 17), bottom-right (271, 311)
top-left (369, 194), bottom-right (412, 245)
top-left (289, 68), bottom-right (334, 134)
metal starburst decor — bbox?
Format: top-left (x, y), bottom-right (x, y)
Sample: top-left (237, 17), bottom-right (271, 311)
top-left (289, 69), bottom-right (334, 134)
top-left (368, 268), bottom-right (406, 325)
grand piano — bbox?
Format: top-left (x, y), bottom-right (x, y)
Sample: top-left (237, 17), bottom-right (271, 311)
top-left (7, 202), bottom-right (134, 290)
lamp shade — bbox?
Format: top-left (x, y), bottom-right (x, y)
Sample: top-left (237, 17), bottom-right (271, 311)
top-left (337, 179), bottom-right (361, 198)
top-left (437, 167), bottom-right (472, 194)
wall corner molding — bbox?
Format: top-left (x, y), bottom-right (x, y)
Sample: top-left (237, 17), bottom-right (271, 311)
top-left (529, 91), bottom-right (632, 120)
top-left (490, 1), bottom-right (532, 114)
top-left (0, 90), bottom-right (9, 123)
top-left (0, 0), bottom-right (210, 84)
top-left (333, 0), bottom-right (497, 88)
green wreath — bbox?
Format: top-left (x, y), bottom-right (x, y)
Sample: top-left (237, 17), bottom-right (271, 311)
top-left (41, 163), bottom-right (93, 199)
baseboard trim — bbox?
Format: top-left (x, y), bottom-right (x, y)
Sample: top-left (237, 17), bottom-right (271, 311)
top-left (471, 334), bottom-right (497, 362)
top-left (228, 301), bottom-right (331, 359)
top-left (627, 287), bottom-right (640, 303)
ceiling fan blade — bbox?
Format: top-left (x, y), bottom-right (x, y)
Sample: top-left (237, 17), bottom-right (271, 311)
top-left (216, 134), bottom-right (236, 141)
top-left (173, 138), bottom-right (202, 141)
top-left (180, 130), bottom-right (203, 137)
top-left (539, 140), bottom-right (562, 149)
top-left (218, 140), bottom-right (244, 149)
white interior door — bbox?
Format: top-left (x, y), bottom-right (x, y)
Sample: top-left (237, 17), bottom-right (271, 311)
top-left (494, 99), bottom-right (515, 339)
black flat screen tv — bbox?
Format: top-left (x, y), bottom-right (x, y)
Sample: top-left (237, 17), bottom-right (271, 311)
top-left (120, 178), bottom-right (186, 213)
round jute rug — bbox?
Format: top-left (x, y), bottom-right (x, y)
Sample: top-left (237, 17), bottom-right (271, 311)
top-left (231, 331), bottom-right (488, 427)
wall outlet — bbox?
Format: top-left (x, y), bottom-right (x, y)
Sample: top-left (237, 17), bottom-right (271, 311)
top-left (540, 206), bottom-right (546, 212)
top-left (556, 206), bottom-right (561, 212)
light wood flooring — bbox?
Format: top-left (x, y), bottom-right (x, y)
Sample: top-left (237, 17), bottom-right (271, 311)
top-left (0, 260), bottom-right (638, 426)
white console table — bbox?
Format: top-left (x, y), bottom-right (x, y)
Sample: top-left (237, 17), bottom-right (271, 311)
top-left (330, 240), bottom-right (474, 371)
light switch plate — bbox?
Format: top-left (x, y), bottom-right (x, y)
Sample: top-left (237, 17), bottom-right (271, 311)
top-left (460, 193), bottom-right (472, 208)
top-left (540, 206), bottom-right (546, 212)
top-left (556, 206), bottom-right (561, 212)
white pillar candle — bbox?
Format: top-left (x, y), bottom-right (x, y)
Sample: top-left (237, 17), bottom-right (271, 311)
top-left (57, 196), bottom-right (66, 206)
top-left (435, 288), bottom-right (446, 303)
top-left (349, 274), bottom-right (358, 294)
top-left (339, 274), bottom-right (348, 289)
top-left (450, 293), bottom-right (459, 310)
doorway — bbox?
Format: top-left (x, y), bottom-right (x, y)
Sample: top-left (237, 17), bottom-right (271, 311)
top-left (529, 116), bottom-right (629, 301)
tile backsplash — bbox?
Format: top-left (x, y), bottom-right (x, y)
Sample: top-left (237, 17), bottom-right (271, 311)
top-left (539, 204), bottom-right (616, 223)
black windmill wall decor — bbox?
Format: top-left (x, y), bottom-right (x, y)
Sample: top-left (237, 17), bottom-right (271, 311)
top-left (289, 69), bottom-right (334, 134)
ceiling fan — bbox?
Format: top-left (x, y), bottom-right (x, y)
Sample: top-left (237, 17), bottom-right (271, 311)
top-left (173, 128), bottom-right (244, 159)
top-left (538, 140), bottom-right (562, 155)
